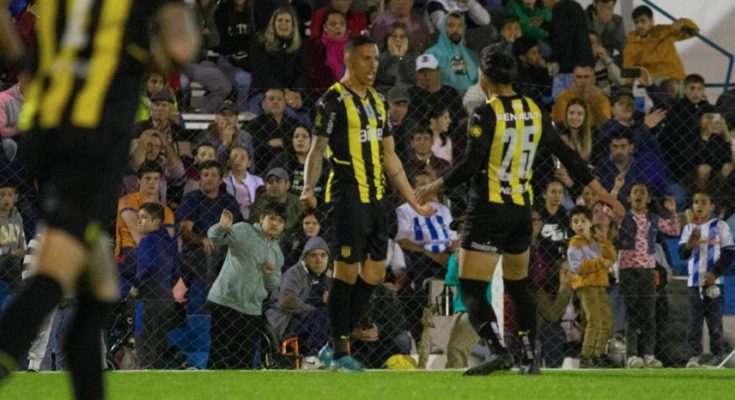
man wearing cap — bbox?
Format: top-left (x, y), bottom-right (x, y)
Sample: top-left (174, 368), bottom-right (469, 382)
top-left (387, 86), bottom-right (418, 160)
top-left (249, 167), bottom-right (305, 237)
top-left (197, 100), bottom-right (255, 166)
top-left (408, 53), bottom-right (465, 154)
top-left (132, 90), bottom-right (189, 157)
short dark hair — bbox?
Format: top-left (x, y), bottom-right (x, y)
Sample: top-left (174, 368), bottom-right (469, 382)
top-left (608, 127), bottom-right (634, 143)
top-left (139, 202), bottom-right (165, 222)
top-left (569, 205), bottom-right (592, 221)
top-left (261, 201), bottom-right (288, 222)
top-left (545, 178), bottom-right (565, 191)
top-left (411, 126), bottom-right (432, 140)
top-left (195, 142), bottom-right (216, 156)
top-left (322, 9), bottom-right (345, 29)
top-left (227, 144), bottom-right (251, 159)
top-left (693, 190), bottom-right (713, 201)
top-left (199, 160), bottom-right (224, 177)
top-left (137, 160), bottom-right (164, 178)
top-left (345, 35), bottom-right (377, 55)
top-left (684, 73), bottom-right (705, 86)
top-left (480, 44), bottom-right (517, 84)
top-left (632, 5), bottom-right (652, 20)
top-left (499, 16), bottom-right (520, 30)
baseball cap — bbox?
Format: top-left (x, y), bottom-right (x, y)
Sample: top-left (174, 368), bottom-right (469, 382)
top-left (387, 86), bottom-right (410, 103)
top-left (149, 90), bottom-right (174, 103)
top-left (266, 167), bottom-right (289, 182)
top-left (217, 100), bottom-right (237, 115)
top-left (416, 54), bottom-right (439, 71)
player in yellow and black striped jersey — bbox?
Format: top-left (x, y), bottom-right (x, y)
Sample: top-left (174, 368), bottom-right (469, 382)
top-left (416, 44), bottom-right (624, 377)
top-left (301, 36), bottom-right (433, 371)
top-left (0, 1), bottom-right (198, 397)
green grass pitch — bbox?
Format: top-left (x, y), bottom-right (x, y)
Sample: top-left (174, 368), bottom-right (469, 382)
top-left (2, 369), bottom-right (734, 400)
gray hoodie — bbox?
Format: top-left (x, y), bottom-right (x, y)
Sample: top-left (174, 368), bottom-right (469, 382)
top-left (0, 207), bottom-right (25, 256)
top-left (265, 236), bottom-right (330, 337)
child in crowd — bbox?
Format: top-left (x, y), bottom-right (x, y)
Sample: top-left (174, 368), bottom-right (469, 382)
top-left (0, 181), bottom-right (25, 299)
top-left (678, 191), bottom-right (734, 368)
top-left (567, 206), bottom-right (615, 368)
top-left (617, 183), bottom-right (679, 368)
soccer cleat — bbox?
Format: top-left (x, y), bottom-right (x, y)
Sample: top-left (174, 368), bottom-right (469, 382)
top-left (318, 344), bottom-right (334, 367)
top-left (330, 355), bottom-right (364, 372)
top-left (686, 357), bottom-right (700, 368)
top-left (643, 355), bottom-right (662, 369)
top-left (518, 355), bottom-right (541, 375)
top-left (463, 351), bottom-right (513, 376)
top-left (627, 356), bottom-right (644, 369)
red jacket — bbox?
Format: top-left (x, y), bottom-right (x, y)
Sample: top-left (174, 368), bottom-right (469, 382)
top-left (309, 6), bottom-right (368, 40)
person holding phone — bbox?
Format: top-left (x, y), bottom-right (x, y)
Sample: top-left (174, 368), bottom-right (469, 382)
top-left (692, 104), bottom-right (733, 192)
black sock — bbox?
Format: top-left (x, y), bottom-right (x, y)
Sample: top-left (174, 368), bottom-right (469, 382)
top-left (0, 275), bottom-right (63, 372)
top-left (64, 295), bottom-right (116, 400)
top-left (459, 278), bottom-right (505, 353)
top-left (349, 276), bottom-right (377, 330)
top-left (328, 278), bottom-right (353, 358)
top-left (504, 278), bottom-right (537, 362)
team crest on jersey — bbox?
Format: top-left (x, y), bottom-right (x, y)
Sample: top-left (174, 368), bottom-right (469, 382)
top-left (470, 124), bottom-right (482, 138)
top-left (341, 246), bottom-right (352, 258)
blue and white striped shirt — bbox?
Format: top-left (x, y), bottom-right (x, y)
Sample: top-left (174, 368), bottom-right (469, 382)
top-left (680, 219), bottom-right (735, 287)
top-left (395, 201), bottom-right (457, 253)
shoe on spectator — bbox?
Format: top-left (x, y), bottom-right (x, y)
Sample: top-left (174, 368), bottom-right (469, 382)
top-left (594, 354), bottom-right (617, 368)
top-left (301, 355), bottom-right (324, 370)
top-left (318, 345), bottom-right (333, 367)
top-left (579, 356), bottom-right (594, 369)
top-left (686, 357), bottom-right (700, 368)
top-left (463, 351), bottom-right (513, 376)
top-left (627, 356), bottom-right (644, 369)
top-left (706, 355), bottom-right (723, 367)
top-left (643, 355), bottom-right (663, 368)
top-left (330, 355), bottom-right (364, 372)
top-left (26, 368), bottom-right (38, 373)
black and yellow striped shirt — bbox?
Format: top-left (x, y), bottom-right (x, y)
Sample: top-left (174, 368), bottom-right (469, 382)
top-left (19, 0), bottom-right (178, 132)
top-left (313, 83), bottom-right (391, 204)
top-left (443, 95), bottom-right (593, 206)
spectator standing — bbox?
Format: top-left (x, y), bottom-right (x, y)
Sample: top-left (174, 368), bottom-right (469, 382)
top-left (587, 0), bottom-right (625, 62)
top-left (214, 0), bottom-right (255, 111)
top-left (679, 192), bottom-right (734, 368)
top-left (0, 181), bottom-right (24, 295)
top-left (207, 204), bottom-right (286, 369)
top-left (589, 31), bottom-right (622, 96)
top-left (0, 71), bottom-right (30, 139)
top-left (310, 0), bottom-right (369, 41)
top-left (308, 10), bottom-right (350, 89)
top-left (691, 105), bottom-right (733, 192)
top-left (224, 146), bottom-right (263, 221)
top-left (542, 0), bottom-right (594, 94)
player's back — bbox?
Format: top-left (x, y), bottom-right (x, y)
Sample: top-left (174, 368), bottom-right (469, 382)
top-left (313, 83), bottom-right (390, 204)
top-left (19, 0), bottom-right (167, 133)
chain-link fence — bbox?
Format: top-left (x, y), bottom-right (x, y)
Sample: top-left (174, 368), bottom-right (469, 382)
top-left (1, 79), bottom-right (735, 371)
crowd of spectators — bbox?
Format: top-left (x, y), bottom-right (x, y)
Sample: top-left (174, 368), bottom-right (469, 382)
top-left (1, 0), bottom-right (734, 370)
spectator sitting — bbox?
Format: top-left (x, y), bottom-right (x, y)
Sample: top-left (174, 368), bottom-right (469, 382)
top-left (715, 85), bottom-right (735, 130)
top-left (552, 66), bottom-right (611, 129)
top-left (375, 22), bottom-right (418, 90)
top-left (567, 206), bottom-right (615, 368)
top-left (214, 0), bottom-right (255, 111)
top-left (207, 204), bottom-right (286, 369)
top-left (386, 86), bottom-right (419, 159)
top-left (115, 161), bottom-right (176, 297)
top-left (308, 10), bottom-right (349, 89)
top-left (512, 36), bottom-right (553, 107)
top-left (245, 89), bottom-right (299, 174)
top-left (594, 128), bottom-right (645, 204)
top-left (615, 183), bottom-right (679, 369)
top-left (127, 129), bottom-right (185, 206)
top-left (504, 0), bottom-right (550, 42)
top-left (134, 73), bottom-right (180, 123)
top-left (198, 100), bottom-right (255, 166)
top-left (559, 98), bottom-right (594, 164)
top-left (691, 105), bottom-right (733, 192)
top-left (425, 12), bottom-right (479, 94)
top-left (131, 90), bottom-right (190, 159)
top-left (128, 203), bottom-right (179, 369)
top-left (543, 0), bottom-right (594, 93)
top-left (403, 127), bottom-right (451, 181)
top-left (370, 0), bottom-right (431, 54)
top-left (425, 0), bottom-right (490, 33)
top-left (266, 236), bottom-right (331, 355)
top-left (0, 181), bottom-right (25, 295)
top-left (267, 126), bottom-right (330, 202)
top-left (494, 17), bottom-right (522, 56)
top-left (587, 0), bottom-right (625, 62)
top-left (183, 142), bottom-right (216, 195)
top-left (426, 104), bottom-right (453, 164)
top-left (249, 167), bottom-right (306, 238)
top-left (678, 191), bottom-right (735, 368)
top-left (249, 7), bottom-right (307, 111)
top-left (282, 210), bottom-right (323, 270)
top-left (224, 146), bottom-right (264, 221)
top-left (623, 5), bottom-right (698, 82)
top-left (309, 0), bottom-right (368, 41)
top-left (589, 31), bottom-right (622, 96)
top-left (0, 71), bottom-right (30, 139)
top-left (176, 161), bottom-right (242, 297)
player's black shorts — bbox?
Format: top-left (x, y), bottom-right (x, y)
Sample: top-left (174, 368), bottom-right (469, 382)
top-left (461, 201), bottom-right (533, 255)
top-left (21, 123), bottom-right (131, 246)
top-left (328, 185), bottom-right (388, 264)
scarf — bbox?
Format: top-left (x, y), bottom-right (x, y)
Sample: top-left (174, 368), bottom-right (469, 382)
top-left (321, 32), bottom-right (348, 81)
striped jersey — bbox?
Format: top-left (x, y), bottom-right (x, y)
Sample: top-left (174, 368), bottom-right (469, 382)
top-left (395, 201), bottom-right (456, 253)
top-left (19, 0), bottom-right (178, 132)
top-left (313, 83), bottom-right (391, 204)
top-left (442, 95), bottom-right (593, 206)
top-left (680, 219), bottom-right (734, 287)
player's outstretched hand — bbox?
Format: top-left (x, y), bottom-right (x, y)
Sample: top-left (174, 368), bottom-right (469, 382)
top-left (414, 179), bottom-right (443, 205)
top-left (610, 198), bottom-right (626, 220)
top-left (300, 186), bottom-right (317, 209)
top-left (410, 200), bottom-right (437, 218)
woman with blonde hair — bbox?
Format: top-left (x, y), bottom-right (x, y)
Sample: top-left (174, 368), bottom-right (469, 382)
top-left (561, 97), bottom-right (594, 164)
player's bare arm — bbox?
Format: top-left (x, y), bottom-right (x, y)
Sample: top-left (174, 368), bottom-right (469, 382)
top-left (382, 135), bottom-right (434, 217)
top-left (300, 135), bottom-right (328, 209)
